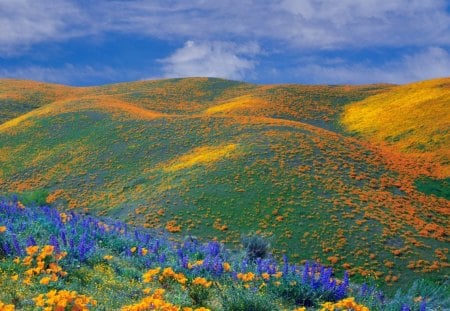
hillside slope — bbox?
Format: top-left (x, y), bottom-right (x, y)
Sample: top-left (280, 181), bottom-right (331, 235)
top-left (0, 78), bottom-right (448, 291)
top-left (341, 78), bottom-right (450, 178)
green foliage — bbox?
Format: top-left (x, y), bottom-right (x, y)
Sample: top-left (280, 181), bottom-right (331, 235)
top-left (17, 189), bottom-right (49, 206)
top-left (221, 286), bottom-right (279, 311)
top-left (414, 177), bottom-right (450, 199)
top-left (241, 233), bottom-right (271, 262)
top-left (188, 285), bottom-right (210, 307)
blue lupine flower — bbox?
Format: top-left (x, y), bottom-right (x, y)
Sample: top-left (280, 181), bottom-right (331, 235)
top-left (26, 236), bottom-right (37, 247)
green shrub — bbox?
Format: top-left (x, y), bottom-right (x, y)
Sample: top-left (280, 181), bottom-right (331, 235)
top-left (17, 189), bottom-right (49, 206)
top-left (241, 233), bottom-right (271, 262)
top-left (221, 287), bottom-right (279, 311)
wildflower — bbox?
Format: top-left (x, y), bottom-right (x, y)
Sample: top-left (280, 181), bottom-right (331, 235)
top-left (0, 301), bottom-right (15, 311)
top-left (39, 277), bottom-right (51, 285)
top-left (143, 267), bottom-right (161, 283)
top-left (11, 274), bottom-right (18, 281)
top-left (13, 257), bottom-right (20, 264)
top-left (26, 246), bottom-right (39, 256)
top-left (141, 248), bottom-right (148, 256)
top-left (321, 297), bottom-right (369, 311)
top-left (273, 271), bottom-right (283, 278)
top-left (130, 247), bottom-right (137, 253)
top-left (237, 272), bottom-right (255, 282)
top-left (261, 272), bottom-right (270, 280)
top-left (103, 255), bottom-right (113, 260)
top-left (223, 262), bottom-right (231, 272)
top-left (192, 277), bottom-right (212, 288)
top-left (0, 226), bottom-right (6, 233)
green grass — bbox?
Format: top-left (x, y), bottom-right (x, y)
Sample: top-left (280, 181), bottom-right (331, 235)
top-left (414, 177), bottom-right (450, 200)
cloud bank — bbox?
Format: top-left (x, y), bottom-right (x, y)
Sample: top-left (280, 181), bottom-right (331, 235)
top-left (1, 0), bottom-right (450, 84)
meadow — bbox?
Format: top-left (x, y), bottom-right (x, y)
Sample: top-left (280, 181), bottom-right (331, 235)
top-left (0, 77), bottom-right (449, 309)
top-left (1, 197), bottom-right (447, 310)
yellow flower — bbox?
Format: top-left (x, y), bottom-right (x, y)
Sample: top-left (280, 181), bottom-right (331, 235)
top-left (26, 245), bottom-right (39, 256)
top-left (261, 272), bottom-right (270, 280)
top-left (11, 274), bottom-right (18, 281)
top-left (143, 267), bottom-right (161, 283)
top-left (39, 277), bottom-right (51, 285)
top-left (103, 255), bottom-right (113, 260)
top-left (223, 262), bottom-right (231, 272)
top-left (0, 226), bottom-right (6, 233)
top-left (0, 301), bottom-right (15, 311)
top-left (192, 277), bottom-right (212, 288)
top-left (237, 272), bottom-right (255, 282)
top-left (293, 308), bottom-right (306, 311)
top-left (273, 271), bottom-right (283, 278)
top-left (141, 248), bottom-right (148, 256)
top-left (130, 247), bottom-right (137, 253)
top-left (13, 257), bottom-right (20, 264)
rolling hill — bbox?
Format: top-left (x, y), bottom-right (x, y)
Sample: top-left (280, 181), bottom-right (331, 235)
top-left (0, 77), bottom-right (448, 292)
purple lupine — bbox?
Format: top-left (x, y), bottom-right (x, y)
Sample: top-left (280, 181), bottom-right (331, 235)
top-left (419, 300), bottom-right (427, 311)
top-left (241, 258), bottom-right (249, 272)
top-left (26, 236), bottom-right (37, 247)
top-left (213, 256), bottom-right (224, 276)
top-left (302, 261), bottom-right (310, 284)
top-left (207, 241), bottom-right (220, 257)
top-left (11, 234), bottom-right (22, 256)
top-left (181, 255), bottom-right (189, 269)
top-left (401, 304), bottom-right (411, 311)
top-left (335, 271), bottom-right (349, 299)
top-left (49, 235), bottom-right (60, 253)
top-left (360, 283), bottom-right (368, 296)
top-left (282, 254), bottom-right (289, 278)
top-left (60, 230), bottom-right (67, 246)
top-left (2, 242), bottom-right (11, 256)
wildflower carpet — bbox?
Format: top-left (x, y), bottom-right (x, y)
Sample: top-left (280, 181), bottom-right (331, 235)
top-left (0, 77), bottom-right (449, 305)
top-left (1, 198), bottom-right (448, 310)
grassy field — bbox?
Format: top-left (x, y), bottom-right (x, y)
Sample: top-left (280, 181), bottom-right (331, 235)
top-left (0, 77), bottom-right (448, 297)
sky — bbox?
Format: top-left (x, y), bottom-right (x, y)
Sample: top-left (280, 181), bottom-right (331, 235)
top-left (1, 0), bottom-right (450, 86)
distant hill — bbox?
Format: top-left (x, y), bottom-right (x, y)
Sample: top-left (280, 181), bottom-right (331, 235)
top-left (0, 77), bottom-right (448, 291)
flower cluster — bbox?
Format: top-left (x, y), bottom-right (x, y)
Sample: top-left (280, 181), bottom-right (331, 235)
top-left (159, 267), bottom-right (188, 285)
top-left (20, 245), bottom-right (67, 285)
top-left (0, 301), bottom-right (15, 311)
top-left (321, 297), bottom-right (369, 311)
top-left (191, 277), bottom-right (212, 288)
top-left (121, 288), bottom-right (210, 311)
top-left (33, 290), bottom-right (97, 310)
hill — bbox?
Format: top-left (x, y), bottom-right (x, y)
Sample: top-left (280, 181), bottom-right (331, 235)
top-left (0, 77), bottom-right (448, 293)
top-left (341, 78), bottom-right (450, 178)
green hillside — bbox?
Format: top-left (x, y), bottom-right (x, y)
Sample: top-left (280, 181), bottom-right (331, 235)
top-left (0, 78), bottom-right (448, 292)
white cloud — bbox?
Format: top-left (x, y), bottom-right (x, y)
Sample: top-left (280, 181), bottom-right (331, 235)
top-left (0, 64), bottom-right (118, 85)
top-left (160, 41), bottom-right (260, 80)
top-left (294, 47), bottom-right (450, 84)
top-left (0, 0), bottom-right (85, 55)
top-left (1, 0), bottom-right (449, 55)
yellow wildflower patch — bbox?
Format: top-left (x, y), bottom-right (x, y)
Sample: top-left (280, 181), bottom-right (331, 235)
top-left (164, 144), bottom-right (237, 172)
top-left (341, 77), bottom-right (450, 177)
top-left (204, 95), bottom-right (268, 115)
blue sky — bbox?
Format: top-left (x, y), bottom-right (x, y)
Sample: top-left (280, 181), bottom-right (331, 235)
top-left (1, 0), bottom-right (450, 86)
